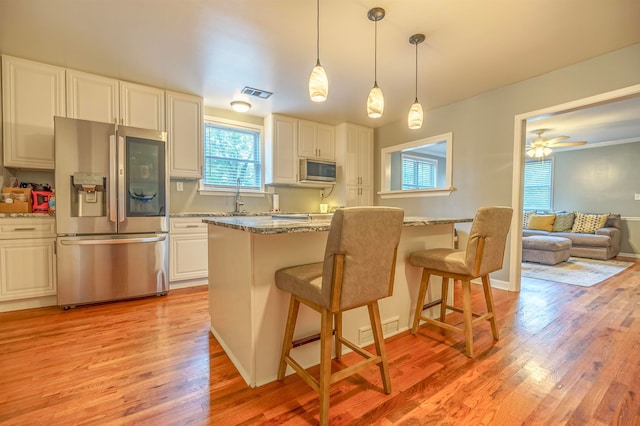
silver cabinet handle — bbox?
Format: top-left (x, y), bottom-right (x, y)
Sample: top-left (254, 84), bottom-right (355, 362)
top-left (185, 225), bottom-right (199, 228)
top-left (11, 227), bottom-right (37, 231)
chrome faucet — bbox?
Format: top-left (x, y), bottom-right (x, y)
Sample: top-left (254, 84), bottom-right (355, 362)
top-left (234, 177), bottom-right (244, 213)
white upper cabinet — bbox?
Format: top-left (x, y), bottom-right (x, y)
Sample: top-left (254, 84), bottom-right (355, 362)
top-left (166, 90), bottom-right (203, 179)
top-left (120, 81), bottom-right (165, 131)
top-left (66, 70), bottom-right (119, 124)
top-left (297, 119), bottom-right (335, 161)
top-left (2, 55), bottom-right (65, 169)
top-left (265, 114), bottom-right (298, 185)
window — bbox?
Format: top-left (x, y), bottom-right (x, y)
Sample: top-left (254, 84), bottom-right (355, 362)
top-left (523, 159), bottom-right (553, 211)
top-left (202, 118), bottom-right (263, 191)
top-left (401, 154), bottom-right (437, 190)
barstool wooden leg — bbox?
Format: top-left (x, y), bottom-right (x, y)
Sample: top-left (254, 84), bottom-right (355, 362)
top-left (412, 270), bottom-right (431, 334)
top-left (334, 311), bottom-right (343, 359)
top-left (461, 280), bottom-right (474, 358)
top-left (368, 301), bottom-right (391, 394)
top-left (440, 277), bottom-right (450, 322)
top-left (481, 275), bottom-right (499, 340)
top-left (278, 296), bottom-right (300, 380)
top-left (319, 308), bottom-right (333, 426)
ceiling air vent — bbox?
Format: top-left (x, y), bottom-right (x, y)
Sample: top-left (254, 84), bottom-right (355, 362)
top-left (241, 86), bottom-right (273, 99)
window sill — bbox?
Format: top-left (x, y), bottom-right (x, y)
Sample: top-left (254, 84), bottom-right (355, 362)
top-left (378, 187), bottom-right (454, 199)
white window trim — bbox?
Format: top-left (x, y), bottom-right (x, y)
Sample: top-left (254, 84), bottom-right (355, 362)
top-left (199, 115), bottom-right (267, 196)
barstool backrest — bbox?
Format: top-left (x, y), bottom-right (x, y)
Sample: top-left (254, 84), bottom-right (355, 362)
top-left (321, 207), bottom-right (404, 311)
top-left (464, 206), bottom-right (513, 277)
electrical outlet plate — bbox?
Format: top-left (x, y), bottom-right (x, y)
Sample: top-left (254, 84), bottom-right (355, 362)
top-left (176, 182), bottom-right (183, 191)
top-left (635, 193), bottom-right (640, 200)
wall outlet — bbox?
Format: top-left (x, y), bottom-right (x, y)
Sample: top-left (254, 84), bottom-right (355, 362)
top-left (176, 182), bottom-right (184, 192)
top-left (635, 193), bottom-right (640, 200)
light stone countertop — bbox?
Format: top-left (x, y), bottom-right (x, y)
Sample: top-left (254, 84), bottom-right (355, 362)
top-left (0, 213), bottom-right (55, 218)
top-left (202, 215), bottom-right (473, 235)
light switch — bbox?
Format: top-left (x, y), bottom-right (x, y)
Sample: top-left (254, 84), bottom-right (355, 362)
top-left (635, 193), bottom-right (640, 200)
top-left (176, 182), bottom-right (184, 192)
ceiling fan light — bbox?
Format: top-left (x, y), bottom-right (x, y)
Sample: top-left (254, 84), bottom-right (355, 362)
top-left (367, 84), bottom-right (384, 118)
top-left (408, 100), bottom-right (423, 129)
top-left (526, 148), bottom-right (536, 158)
top-left (308, 62), bottom-right (328, 102)
top-left (543, 147), bottom-right (553, 156)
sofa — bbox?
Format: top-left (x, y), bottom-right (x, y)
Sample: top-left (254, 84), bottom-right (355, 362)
top-left (522, 211), bottom-right (622, 260)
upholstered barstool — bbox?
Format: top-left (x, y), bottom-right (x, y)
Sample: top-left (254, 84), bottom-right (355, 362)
top-left (409, 206), bottom-right (513, 357)
top-left (275, 207), bottom-right (404, 425)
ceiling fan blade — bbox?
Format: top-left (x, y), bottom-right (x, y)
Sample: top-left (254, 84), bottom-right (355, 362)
top-left (543, 136), bottom-right (569, 145)
top-left (549, 141), bottom-right (588, 147)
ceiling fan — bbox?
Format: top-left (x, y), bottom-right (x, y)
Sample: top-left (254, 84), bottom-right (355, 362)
top-left (526, 129), bottom-right (587, 158)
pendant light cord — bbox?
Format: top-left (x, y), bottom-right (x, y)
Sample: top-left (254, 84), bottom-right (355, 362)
top-left (316, 0), bottom-right (320, 63)
top-left (414, 41), bottom-right (418, 102)
top-left (374, 19), bottom-right (378, 84)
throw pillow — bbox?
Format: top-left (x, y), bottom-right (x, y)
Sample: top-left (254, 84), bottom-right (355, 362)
top-left (526, 214), bottom-right (556, 231)
top-left (523, 211), bottom-right (535, 228)
top-left (552, 212), bottom-right (575, 232)
top-left (571, 212), bottom-right (609, 234)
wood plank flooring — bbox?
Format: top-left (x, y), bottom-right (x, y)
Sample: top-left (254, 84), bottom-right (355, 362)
top-left (1, 258), bottom-right (640, 425)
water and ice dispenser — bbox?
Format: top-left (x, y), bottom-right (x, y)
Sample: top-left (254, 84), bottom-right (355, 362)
top-left (70, 173), bottom-right (106, 217)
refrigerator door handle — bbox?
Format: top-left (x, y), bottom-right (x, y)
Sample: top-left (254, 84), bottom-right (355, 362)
top-left (118, 135), bottom-right (126, 223)
top-left (109, 134), bottom-right (117, 223)
top-left (60, 235), bottom-right (167, 246)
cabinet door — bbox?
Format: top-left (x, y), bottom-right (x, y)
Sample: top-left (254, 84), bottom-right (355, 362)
top-left (316, 123), bottom-right (335, 161)
top-left (2, 56), bottom-right (65, 169)
top-left (169, 233), bottom-right (208, 282)
top-left (356, 127), bottom-right (373, 186)
top-left (120, 81), bottom-right (165, 130)
top-left (66, 70), bottom-right (119, 124)
top-left (167, 91), bottom-right (203, 179)
top-left (265, 115), bottom-right (298, 185)
top-left (297, 119), bottom-right (316, 158)
top-left (0, 238), bottom-right (56, 301)
top-left (344, 125), bottom-right (360, 186)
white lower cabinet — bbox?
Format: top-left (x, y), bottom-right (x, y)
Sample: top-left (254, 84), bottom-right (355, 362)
top-left (0, 218), bottom-right (57, 311)
top-left (169, 218), bottom-right (208, 286)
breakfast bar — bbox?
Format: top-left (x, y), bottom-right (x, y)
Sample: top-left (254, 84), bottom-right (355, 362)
top-left (204, 214), bottom-right (472, 387)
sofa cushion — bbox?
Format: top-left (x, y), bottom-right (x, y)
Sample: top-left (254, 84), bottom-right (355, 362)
top-left (553, 232), bottom-right (612, 247)
top-left (605, 213), bottom-right (621, 229)
top-left (552, 212), bottom-right (575, 232)
top-left (522, 229), bottom-right (551, 237)
top-left (571, 212), bottom-right (609, 234)
top-left (526, 214), bottom-right (556, 231)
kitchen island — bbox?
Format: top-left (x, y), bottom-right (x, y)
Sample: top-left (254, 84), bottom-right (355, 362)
top-left (204, 214), bottom-right (472, 387)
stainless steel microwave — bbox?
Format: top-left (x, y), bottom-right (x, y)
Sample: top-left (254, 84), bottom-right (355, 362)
top-left (299, 158), bottom-right (336, 183)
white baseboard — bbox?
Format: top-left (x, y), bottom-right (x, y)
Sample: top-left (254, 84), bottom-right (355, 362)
top-left (618, 252), bottom-right (640, 259)
top-left (169, 278), bottom-right (208, 289)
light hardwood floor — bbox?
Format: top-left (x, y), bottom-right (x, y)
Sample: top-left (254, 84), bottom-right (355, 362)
top-left (1, 258), bottom-right (639, 425)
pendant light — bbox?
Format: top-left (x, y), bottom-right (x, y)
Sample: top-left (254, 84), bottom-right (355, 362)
top-left (408, 33), bottom-right (425, 129)
top-left (308, 0), bottom-right (328, 102)
top-left (367, 7), bottom-right (385, 118)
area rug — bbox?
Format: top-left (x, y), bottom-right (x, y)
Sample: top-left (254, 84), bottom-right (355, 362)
top-left (521, 257), bottom-right (633, 287)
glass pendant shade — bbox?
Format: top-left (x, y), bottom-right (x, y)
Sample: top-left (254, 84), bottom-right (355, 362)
top-left (309, 61), bottom-right (328, 102)
top-left (367, 84), bottom-right (384, 118)
top-left (408, 100), bottom-right (423, 129)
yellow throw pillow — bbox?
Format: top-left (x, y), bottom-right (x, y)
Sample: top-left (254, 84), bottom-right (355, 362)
top-left (526, 214), bottom-right (556, 231)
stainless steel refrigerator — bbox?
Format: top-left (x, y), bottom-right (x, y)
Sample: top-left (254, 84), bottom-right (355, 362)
top-left (54, 116), bottom-right (169, 308)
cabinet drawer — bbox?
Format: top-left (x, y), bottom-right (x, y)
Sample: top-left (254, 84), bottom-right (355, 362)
top-left (170, 218), bottom-right (208, 234)
top-left (0, 218), bottom-right (56, 239)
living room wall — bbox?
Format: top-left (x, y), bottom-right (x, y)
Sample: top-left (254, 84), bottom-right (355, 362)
top-left (552, 141), bottom-right (640, 255)
top-left (374, 42), bottom-right (640, 286)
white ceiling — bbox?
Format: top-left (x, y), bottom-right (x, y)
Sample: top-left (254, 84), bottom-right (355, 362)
top-left (0, 0), bottom-right (639, 133)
